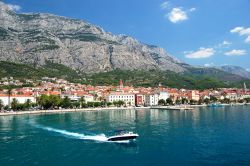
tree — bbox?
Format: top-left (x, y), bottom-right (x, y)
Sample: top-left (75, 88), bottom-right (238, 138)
top-left (24, 99), bottom-right (32, 109)
top-left (210, 96), bottom-right (218, 102)
top-left (113, 101), bottom-right (118, 107)
top-left (181, 98), bottom-right (188, 104)
top-left (117, 100), bottom-right (125, 107)
top-left (0, 99), bottom-right (4, 110)
top-left (94, 102), bottom-right (101, 107)
top-left (238, 99), bottom-right (245, 103)
top-left (11, 98), bottom-right (19, 111)
top-left (37, 94), bottom-right (62, 109)
top-left (61, 96), bottom-right (71, 108)
top-left (7, 87), bottom-right (12, 108)
top-left (87, 102), bottom-right (94, 107)
top-left (71, 101), bottom-right (80, 108)
top-left (204, 98), bottom-right (210, 104)
top-left (107, 102), bottom-right (112, 107)
top-left (50, 95), bottom-right (61, 108)
top-left (221, 98), bottom-right (230, 104)
top-left (158, 99), bottom-right (166, 106)
top-left (166, 98), bottom-right (173, 105)
top-left (79, 96), bottom-right (85, 108)
top-left (244, 98), bottom-right (250, 103)
top-left (175, 99), bottom-right (181, 105)
top-left (198, 99), bottom-right (203, 105)
top-left (190, 99), bottom-right (197, 105)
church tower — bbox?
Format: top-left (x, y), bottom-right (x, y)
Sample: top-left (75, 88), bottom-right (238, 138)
top-left (119, 79), bottom-right (124, 89)
top-left (244, 82), bottom-right (247, 92)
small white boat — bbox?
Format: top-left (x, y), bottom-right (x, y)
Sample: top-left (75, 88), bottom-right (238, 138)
top-left (107, 130), bottom-right (139, 141)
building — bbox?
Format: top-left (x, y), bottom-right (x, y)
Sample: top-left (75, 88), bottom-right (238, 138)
top-left (158, 91), bottom-right (170, 101)
top-left (0, 94), bottom-right (36, 106)
top-left (106, 92), bottom-right (135, 106)
top-left (145, 94), bottom-right (159, 106)
top-left (135, 94), bottom-right (145, 106)
top-left (188, 90), bottom-right (200, 101)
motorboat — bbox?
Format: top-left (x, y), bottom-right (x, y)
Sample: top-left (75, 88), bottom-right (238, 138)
top-left (107, 130), bottom-right (139, 141)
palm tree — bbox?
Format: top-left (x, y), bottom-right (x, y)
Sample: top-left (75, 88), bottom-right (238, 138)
top-left (25, 99), bottom-right (32, 109)
top-left (11, 98), bottom-right (19, 111)
top-left (79, 96), bottom-right (85, 108)
top-left (158, 99), bottom-right (166, 106)
top-left (7, 87), bottom-right (12, 109)
top-left (0, 99), bottom-right (4, 110)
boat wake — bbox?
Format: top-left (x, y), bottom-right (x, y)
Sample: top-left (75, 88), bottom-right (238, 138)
top-left (29, 122), bottom-right (130, 143)
top-left (41, 126), bottom-right (108, 142)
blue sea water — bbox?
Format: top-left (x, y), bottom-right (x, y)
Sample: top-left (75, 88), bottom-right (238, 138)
top-left (1, 106), bottom-right (250, 166)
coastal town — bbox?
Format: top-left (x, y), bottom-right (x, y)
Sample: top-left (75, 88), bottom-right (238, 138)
top-left (0, 76), bottom-right (250, 112)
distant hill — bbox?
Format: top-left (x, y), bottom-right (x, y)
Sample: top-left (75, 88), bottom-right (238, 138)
top-left (218, 65), bottom-right (250, 79)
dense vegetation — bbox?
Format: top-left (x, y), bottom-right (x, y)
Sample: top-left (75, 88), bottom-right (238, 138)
top-left (0, 61), bottom-right (249, 89)
top-left (0, 61), bottom-right (82, 83)
top-left (84, 69), bottom-right (248, 89)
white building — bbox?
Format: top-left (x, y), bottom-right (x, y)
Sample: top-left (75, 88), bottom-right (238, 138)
top-left (83, 95), bottom-right (95, 103)
top-left (61, 93), bottom-right (94, 103)
top-left (106, 93), bottom-right (135, 106)
top-left (158, 92), bottom-right (170, 101)
top-left (0, 95), bottom-right (36, 106)
top-left (145, 94), bottom-right (159, 106)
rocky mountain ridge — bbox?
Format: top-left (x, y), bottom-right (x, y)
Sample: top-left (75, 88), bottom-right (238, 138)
top-left (0, 2), bottom-right (185, 73)
top-left (218, 65), bottom-right (250, 79)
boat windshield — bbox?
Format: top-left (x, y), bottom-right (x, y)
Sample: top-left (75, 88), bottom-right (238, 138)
top-left (114, 130), bottom-right (131, 135)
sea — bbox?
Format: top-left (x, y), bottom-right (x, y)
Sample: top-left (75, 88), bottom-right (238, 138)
top-left (1, 106), bottom-right (250, 166)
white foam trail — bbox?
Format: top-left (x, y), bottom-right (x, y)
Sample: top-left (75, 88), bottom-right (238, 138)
top-left (41, 126), bottom-right (108, 142)
top-left (29, 121), bottom-right (131, 143)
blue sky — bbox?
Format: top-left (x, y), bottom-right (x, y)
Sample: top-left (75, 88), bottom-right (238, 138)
top-left (3, 0), bottom-right (250, 70)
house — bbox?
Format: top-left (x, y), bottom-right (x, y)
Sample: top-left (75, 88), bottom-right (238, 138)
top-left (145, 93), bottom-right (159, 106)
top-left (135, 94), bottom-right (145, 106)
top-left (0, 94), bottom-right (36, 106)
top-left (106, 92), bottom-right (135, 106)
top-left (188, 90), bottom-right (200, 101)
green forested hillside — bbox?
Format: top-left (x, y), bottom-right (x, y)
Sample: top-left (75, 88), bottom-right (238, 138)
top-left (0, 61), bottom-right (82, 82)
top-left (84, 69), bottom-right (246, 89)
top-left (0, 61), bottom-right (248, 89)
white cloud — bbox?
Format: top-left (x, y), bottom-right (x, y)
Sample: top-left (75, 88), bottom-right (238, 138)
top-left (230, 27), bottom-right (244, 33)
top-left (167, 8), bottom-right (188, 23)
top-left (161, 1), bottom-right (170, 9)
top-left (222, 40), bottom-right (232, 46)
top-left (189, 8), bottom-right (196, 12)
top-left (246, 68), bottom-right (250, 72)
top-left (230, 26), bottom-right (250, 44)
top-left (224, 49), bottom-right (247, 56)
top-left (204, 63), bottom-right (214, 67)
top-left (245, 36), bottom-right (250, 43)
top-left (185, 48), bottom-right (215, 59)
top-left (7, 4), bottom-right (21, 12)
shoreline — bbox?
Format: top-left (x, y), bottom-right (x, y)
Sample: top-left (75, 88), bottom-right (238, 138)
top-left (1, 104), bottom-right (249, 116)
top-left (0, 107), bottom-right (150, 116)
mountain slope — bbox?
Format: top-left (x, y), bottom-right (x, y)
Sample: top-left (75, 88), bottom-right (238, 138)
top-left (1, 61), bottom-right (249, 89)
top-left (218, 65), bottom-right (250, 79)
top-left (0, 2), bottom-right (185, 73)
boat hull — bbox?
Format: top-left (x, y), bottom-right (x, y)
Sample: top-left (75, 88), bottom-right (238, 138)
top-left (107, 135), bottom-right (138, 141)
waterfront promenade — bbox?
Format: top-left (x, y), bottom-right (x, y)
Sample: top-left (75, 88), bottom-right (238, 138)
top-left (0, 107), bottom-right (150, 116)
top-left (1, 103), bottom-right (250, 116)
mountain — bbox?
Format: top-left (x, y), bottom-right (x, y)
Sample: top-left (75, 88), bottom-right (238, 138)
top-left (218, 65), bottom-right (250, 79)
top-left (0, 1), bottom-right (185, 73)
top-left (0, 1), bottom-right (249, 89)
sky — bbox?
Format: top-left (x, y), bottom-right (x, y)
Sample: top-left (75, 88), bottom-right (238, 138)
top-left (2, 0), bottom-right (250, 70)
